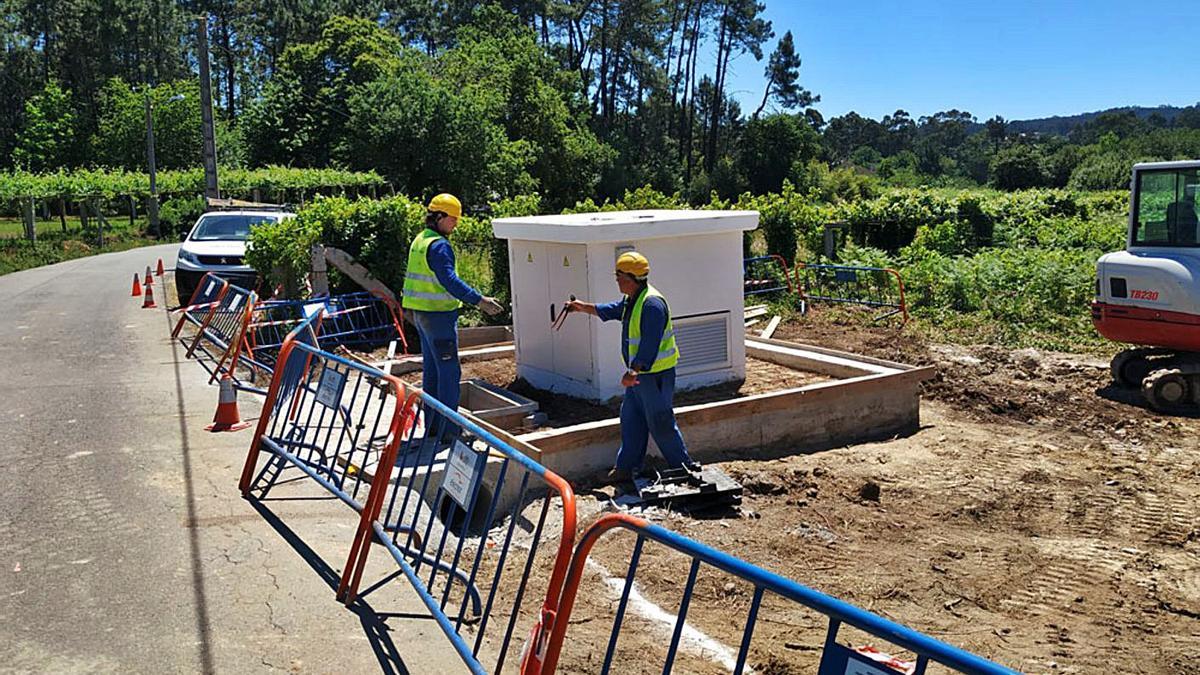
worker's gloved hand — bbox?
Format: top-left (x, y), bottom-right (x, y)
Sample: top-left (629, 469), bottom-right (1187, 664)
top-left (564, 299), bottom-right (586, 313)
top-left (477, 296), bottom-right (505, 316)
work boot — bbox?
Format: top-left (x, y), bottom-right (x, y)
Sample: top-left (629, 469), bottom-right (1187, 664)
top-left (605, 467), bottom-right (638, 494)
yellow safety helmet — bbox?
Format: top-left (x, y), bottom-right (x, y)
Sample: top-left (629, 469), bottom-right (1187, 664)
top-left (615, 251), bottom-right (650, 280)
top-left (427, 193), bottom-right (462, 219)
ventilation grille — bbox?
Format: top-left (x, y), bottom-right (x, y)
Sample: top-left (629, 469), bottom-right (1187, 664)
top-left (674, 312), bottom-right (731, 375)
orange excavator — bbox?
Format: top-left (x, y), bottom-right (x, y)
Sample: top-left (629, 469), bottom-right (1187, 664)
top-left (1092, 160), bottom-right (1200, 410)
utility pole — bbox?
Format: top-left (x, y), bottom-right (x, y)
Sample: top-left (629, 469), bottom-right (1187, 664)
top-left (197, 16), bottom-right (220, 200)
top-left (144, 93), bottom-right (161, 238)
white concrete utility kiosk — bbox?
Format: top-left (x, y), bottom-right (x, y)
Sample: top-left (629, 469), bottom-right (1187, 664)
top-left (492, 209), bottom-right (759, 401)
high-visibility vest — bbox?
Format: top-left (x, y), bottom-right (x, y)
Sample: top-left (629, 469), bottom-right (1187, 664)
top-left (625, 284), bottom-right (680, 373)
top-left (402, 228), bottom-right (462, 311)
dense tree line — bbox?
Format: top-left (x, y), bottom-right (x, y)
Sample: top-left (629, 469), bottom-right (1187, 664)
top-left (3, 0), bottom-right (1200, 207)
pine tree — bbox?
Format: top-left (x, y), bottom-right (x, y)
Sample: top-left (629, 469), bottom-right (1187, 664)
top-left (753, 31), bottom-right (816, 118)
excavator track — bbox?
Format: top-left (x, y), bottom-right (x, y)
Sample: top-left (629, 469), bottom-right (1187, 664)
top-left (1140, 359), bottom-right (1200, 412)
top-left (1110, 348), bottom-right (1171, 387)
top-left (1110, 349), bottom-right (1200, 412)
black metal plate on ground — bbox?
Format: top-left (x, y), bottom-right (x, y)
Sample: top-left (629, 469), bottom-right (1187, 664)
top-left (630, 466), bottom-right (743, 511)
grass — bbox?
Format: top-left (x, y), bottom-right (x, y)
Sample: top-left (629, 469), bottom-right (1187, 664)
top-left (0, 213), bottom-right (165, 239)
top-left (0, 216), bottom-right (77, 238)
top-left (0, 214), bottom-right (164, 276)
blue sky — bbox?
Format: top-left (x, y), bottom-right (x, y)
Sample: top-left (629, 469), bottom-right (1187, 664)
top-left (726, 2), bottom-right (1200, 122)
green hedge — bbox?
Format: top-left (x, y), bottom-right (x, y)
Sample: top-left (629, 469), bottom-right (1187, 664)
top-left (246, 194), bottom-right (426, 296)
top-left (0, 166), bottom-right (385, 201)
top-left (245, 193), bottom-right (541, 309)
top-left (244, 184), bottom-right (1128, 348)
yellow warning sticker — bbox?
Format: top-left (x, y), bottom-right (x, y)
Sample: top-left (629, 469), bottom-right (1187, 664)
top-left (526, 252), bottom-right (533, 263)
top-left (563, 256), bottom-right (570, 267)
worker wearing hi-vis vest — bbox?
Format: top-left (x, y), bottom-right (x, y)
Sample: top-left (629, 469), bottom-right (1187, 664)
top-left (402, 193), bottom-right (504, 412)
top-left (566, 252), bottom-right (699, 486)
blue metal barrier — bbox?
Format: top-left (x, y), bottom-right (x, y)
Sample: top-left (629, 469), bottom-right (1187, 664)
top-left (179, 290), bottom-right (405, 396)
top-left (237, 310), bottom-right (427, 594)
top-left (743, 255), bottom-right (796, 297)
top-left (247, 293), bottom-right (405, 368)
top-left (315, 291), bottom-right (405, 350)
top-left (542, 514), bottom-right (1016, 675)
top-left (242, 298), bottom-right (325, 372)
top-left (239, 309), bottom-right (396, 506)
top-left (174, 280), bottom-right (264, 391)
top-left (796, 262), bottom-right (910, 325)
top-left (171, 272), bottom-right (229, 338)
top-left (341, 391), bottom-right (577, 675)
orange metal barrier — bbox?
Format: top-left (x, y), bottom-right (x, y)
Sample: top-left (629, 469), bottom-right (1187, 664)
top-left (341, 390), bottom-right (577, 675)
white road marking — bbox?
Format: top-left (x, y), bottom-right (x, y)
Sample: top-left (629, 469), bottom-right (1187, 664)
top-left (585, 556), bottom-right (745, 672)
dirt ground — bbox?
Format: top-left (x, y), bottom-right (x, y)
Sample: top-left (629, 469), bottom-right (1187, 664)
top-left (534, 316), bottom-right (1200, 674)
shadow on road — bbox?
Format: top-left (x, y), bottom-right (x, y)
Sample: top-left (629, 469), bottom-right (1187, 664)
top-left (246, 497), bottom-right (414, 675)
top-left (169, 312), bottom-right (217, 674)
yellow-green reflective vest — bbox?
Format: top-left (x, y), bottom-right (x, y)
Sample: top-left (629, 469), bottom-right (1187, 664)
top-left (402, 229), bottom-right (462, 311)
top-left (626, 284), bottom-right (680, 373)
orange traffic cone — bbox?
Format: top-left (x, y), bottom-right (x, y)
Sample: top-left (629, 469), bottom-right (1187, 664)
top-left (206, 375), bottom-right (252, 432)
top-left (132, 272), bottom-right (142, 296)
top-left (144, 265), bottom-right (154, 286)
top-left (141, 277), bottom-right (157, 308)
top-left (155, 258), bottom-right (165, 276)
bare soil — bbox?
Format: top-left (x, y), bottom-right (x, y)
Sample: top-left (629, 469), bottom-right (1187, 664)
top-left (542, 317), bottom-right (1200, 674)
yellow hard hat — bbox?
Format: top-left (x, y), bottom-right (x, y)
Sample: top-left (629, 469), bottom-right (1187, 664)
top-left (427, 193), bottom-right (462, 219)
top-left (615, 251), bottom-right (649, 279)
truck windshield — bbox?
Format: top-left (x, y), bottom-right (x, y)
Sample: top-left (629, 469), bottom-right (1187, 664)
top-left (190, 214), bottom-right (276, 241)
top-left (1134, 168), bottom-right (1200, 247)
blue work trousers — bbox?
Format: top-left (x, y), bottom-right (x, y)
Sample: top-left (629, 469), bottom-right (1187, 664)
top-left (412, 309), bottom-right (461, 412)
top-left (615, 368), bottom-right (695, 473)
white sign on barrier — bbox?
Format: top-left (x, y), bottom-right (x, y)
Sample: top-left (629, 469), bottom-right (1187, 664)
top-left (303, 302), bottom-right (324, 318)
top-left (315, 368), bottom-right (346, 408)
top-left (844, 663), bottom-right (894, 675)
top-left (206, 280), bottom-right (216, 296)
top-left (442, 441), bottom-right (484, 509)
top-left (843, 653), bottom-right (906, 675)
top-left (229, 294), bottom-right (243, 310)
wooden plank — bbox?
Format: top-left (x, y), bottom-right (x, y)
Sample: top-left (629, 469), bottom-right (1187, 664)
top-left (759, 315), bottom-right (781, 340)
top-left (748, 335), bottom-right (934, 375)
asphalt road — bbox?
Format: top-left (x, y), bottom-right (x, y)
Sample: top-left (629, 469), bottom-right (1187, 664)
top-left (0, 245), bottom-right (467, 674)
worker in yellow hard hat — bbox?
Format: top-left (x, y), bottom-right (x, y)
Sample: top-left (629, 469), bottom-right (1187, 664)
top-left (402, 193), bottom-right (504, 416)
top-left (566, 251), bottom-right (698, 489)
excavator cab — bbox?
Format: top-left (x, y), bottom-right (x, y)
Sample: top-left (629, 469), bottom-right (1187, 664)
top-left (1093, 161), bottom-right (1200, 410)
top-left (1132, 166), bottom-right (1199, 246)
